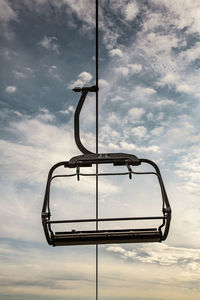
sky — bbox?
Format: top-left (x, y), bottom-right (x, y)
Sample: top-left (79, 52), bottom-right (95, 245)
top-left (0, 0), bottom-right (200, 299)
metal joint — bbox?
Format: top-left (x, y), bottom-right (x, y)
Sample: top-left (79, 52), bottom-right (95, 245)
top-left (42, 212), bottom-right (50, 219)
top-left (76, 165), bottom-right (80, 181)
top-left (126, 160), bottom-right (133, 179)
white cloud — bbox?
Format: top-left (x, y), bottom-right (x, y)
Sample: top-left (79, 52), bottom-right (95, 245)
top-left (127, 63), bottom-right (142, 73)
top-left (107, 113), bottom-right (120, 124)
top-left (132, 24), bottom-right (179, 82)
top-left (50, 65), bottom-right (57, 69)
top-left (156, 70), bottom-right (200, 98)
top-left (175, 149), bottom-right (200, 194)
top-left (119, 141), bottom-right (136, 152)
top-left (13, 71), bottom-right (26, 78)
top-left (147, 112), bottom-right (153, 121)
top-left (0, 240), bottom-right (99, 298)
top-left (109, 48), bottom-right (123, 58)
top-left (110, 95), bottom-right (123, 102)
top-left (132, 126), bottom-right (147, 140)
top-left (178, 71), bottom-right (200, 98)
top-left (156, 99), bottom-right (176, 106)
top-left (79, 71), bottom-right (93, 82)
top-left (99, 79), bottom-right (109, 88)
top-left (128, 107), bottom-right (145, 120)
top-left (59, 105), bottom-right (74, 115)
top-left (176, 83), bottom-right (194, 94)
top-left (114, 66), bottom-right (129, 76)
top-left (48, 65), bottom-right (62, 81)
top-left (0, 0), bottom-right (16, 22)
top-left (39, 36), bottom-right (60, 54)
top-left (25, 67), bottom-right (34, 73)
top-left (156, 73), bottom-right (180, 88)
top-left (124, 1), bottom-right (139, 21)
top-left (109, 0), bottom-right (139, 22)
top-left (61, 0), bottom-right (95, 30)
top-left (156, 72), bottom-right (199, 97)
top-left (143, 145), bottom-right (161, 153)
top-left (179, 42), bottom-right (200, 63)
top-left (115, 64), bottom-right (142, 77)
top-left (151, 126), bottom-right (164, 136)
top-left (119, 141), bottom-right (160, 153)
top-left (131, 86), bottom-right (156, 101)
top-left (106, 243), bottom-right (200, 269)
top-left (68, 71), bottom-right (93, 89)
top-left (0, 110), bottom-right (77, 184)
top-left (107, 142), bottom-right (120, 151)
top-left (5, 86), bottom-right (17, 93)
top-left (0, 111), bottom-right (122, 241)
top-left (163, 117), bottom-right (198, 147)
top-left (162, 0), bottom-right (200, 33)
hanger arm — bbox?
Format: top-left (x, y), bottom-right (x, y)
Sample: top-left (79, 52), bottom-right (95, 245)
top-left (73, 85), bottom-right (98, 154)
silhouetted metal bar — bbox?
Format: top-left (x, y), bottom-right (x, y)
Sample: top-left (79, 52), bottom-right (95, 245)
top-left (48, 216), bottom-right (165, 224)
top-left (74, 88), bottom-right (94, 154)
top-left (51, 170), bottom-right (158, 181)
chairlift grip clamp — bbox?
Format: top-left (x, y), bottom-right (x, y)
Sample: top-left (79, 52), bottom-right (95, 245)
top-left (73, 85), bottom-right (99, 93)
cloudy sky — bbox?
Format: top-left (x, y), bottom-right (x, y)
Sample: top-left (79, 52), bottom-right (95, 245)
top-left (0, 0), bottom-right (200, 299)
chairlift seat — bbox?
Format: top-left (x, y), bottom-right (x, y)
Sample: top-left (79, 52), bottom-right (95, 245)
top-left (42, 155), bottom-right (171, 246)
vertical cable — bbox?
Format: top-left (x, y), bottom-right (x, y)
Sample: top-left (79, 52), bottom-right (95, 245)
top-left (96, 0), bottom-right (99, 150)
top-left (95, 1), bottom-right (99, 300)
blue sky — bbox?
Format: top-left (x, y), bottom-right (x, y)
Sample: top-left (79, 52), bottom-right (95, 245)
top-left (0, 0), bottom-right (200, 299)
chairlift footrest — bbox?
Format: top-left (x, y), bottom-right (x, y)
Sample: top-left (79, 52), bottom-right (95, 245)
top-left (52, 228), bottom-right (161, 246)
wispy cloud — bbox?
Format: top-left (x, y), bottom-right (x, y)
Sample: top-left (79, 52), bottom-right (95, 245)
top-left (175, 149), bottom-right (200, 195)
top-left (48, 65), bottom-right (62, 81)
top-left (132, 126), bottom-right (147, 140)
top-left (0, 0), bottom-right (16, 23)
top-left (0, 240), bottom-right (96, 299)
top-left (106, 243), bottom-right (200, 270)
top-left (0, 111), bottom-right (122, 241)
top-left (13, 70), bottom-right (26, 79)
top-left (39, 36), bottom-right (60, 54)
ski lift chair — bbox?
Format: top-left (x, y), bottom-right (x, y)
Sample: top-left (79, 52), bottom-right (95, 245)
top-left (42, 86), bottom-right (171, 246)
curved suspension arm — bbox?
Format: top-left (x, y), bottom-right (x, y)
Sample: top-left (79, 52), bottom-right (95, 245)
top-left (139, 158), bottom-right (171, 240)
top-left (73, 85), bottom-right (98, 154)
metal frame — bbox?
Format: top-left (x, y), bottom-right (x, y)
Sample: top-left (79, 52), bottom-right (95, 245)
top-left (42, 157), bottom-right (171, 246)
